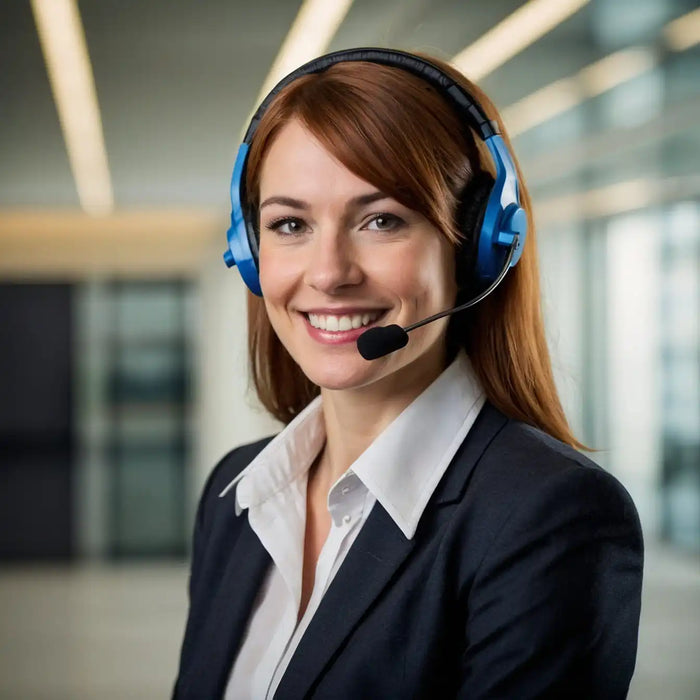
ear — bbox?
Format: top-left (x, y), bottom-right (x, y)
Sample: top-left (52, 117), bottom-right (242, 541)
top-left (454, 172), bottom-right (494, 291)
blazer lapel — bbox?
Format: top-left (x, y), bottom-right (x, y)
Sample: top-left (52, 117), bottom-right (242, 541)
top-left (274, 503), bottom-right (415, 699)
top-left (273, 401), bottom-right (508, 699)
top-left (180, 515), bottom-right (271, 699)
top-left (432, 402), bottom-right (508, 507)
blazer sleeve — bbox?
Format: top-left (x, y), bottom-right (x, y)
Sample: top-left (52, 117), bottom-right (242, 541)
top-left (457, 463), bottom-right (644, 699)
top-left (173, 443), bottom-right (258, 698)
top-left (172, 450), bottom-right (232, 699)
top-left (185, 439), bottom-right (270, 601)
top-left (185, 447), bottom-right (234, 602)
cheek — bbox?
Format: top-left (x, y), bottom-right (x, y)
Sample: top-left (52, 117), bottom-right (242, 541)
top-left (377, 242), bottom-right (457, 305)
top-left (258, 245), bottom-right (299, 301)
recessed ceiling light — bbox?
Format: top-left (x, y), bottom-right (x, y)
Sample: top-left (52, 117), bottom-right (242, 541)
top-left (663, 7), bottom-right (700, 51)
top-left (30, 0), bottom-right (113, 216)
top-left (502, 48), bottom-right (658, 136)
top-left (244, 0), bottom-right (354, 138)
top-left (452, 0), bottom-right (590, 81)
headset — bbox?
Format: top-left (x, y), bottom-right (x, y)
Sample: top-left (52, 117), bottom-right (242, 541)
top-left (223, 47), bottom-right (527, 301)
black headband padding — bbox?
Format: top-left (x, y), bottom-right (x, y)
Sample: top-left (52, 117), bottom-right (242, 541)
top-left (243, 47), bottom-right (499, 145)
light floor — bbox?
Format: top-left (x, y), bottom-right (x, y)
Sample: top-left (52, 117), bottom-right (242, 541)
top-left (0, 542), bottom-right (698, 699)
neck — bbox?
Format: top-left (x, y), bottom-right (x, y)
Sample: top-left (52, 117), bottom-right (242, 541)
top-left (316, 347), bottom-right (451, 485)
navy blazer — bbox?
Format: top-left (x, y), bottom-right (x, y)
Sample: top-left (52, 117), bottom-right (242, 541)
top-left (173, 403), bottom-right (643, 699)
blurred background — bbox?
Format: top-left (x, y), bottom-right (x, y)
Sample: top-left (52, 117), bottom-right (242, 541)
top-left (0, 0), bottom-right (698, 697)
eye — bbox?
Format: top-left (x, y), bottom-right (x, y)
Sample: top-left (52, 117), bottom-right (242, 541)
top-left (264, 216), bottom-right (308, 236)
top-left (364, 213), bottom-right (404, 232)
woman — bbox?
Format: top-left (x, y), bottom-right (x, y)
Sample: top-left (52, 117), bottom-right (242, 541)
top-left (174, 49), bottom-right (643, 699)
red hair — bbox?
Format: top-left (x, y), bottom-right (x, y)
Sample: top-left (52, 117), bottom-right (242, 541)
top-left (243, 54), bottom-right (583, 448)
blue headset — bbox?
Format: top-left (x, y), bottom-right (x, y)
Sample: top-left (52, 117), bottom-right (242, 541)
top-left (223, 48), bottom-right (527, 297)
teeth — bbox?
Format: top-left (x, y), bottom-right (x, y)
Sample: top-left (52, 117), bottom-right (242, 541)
top-left (307, 311), bottom-right (381, 332)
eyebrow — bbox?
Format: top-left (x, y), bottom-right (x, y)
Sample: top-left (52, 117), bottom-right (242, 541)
top-left (259, 190), bottom-right (391, 211)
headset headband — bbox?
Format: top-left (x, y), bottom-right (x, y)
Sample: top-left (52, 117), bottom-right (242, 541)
top-left (243, 48), bottom-right (500, 144)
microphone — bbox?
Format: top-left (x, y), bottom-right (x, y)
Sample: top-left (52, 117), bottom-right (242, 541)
top-left (357, 241), bottom-right (518, 360)
top-left (357, 324), bottom-right (409, 360)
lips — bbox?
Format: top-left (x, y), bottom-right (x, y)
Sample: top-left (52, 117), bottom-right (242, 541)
top-left (307, 310), bottom-right (382, 332)
top-left (300, 308), bottom-right (389, 344)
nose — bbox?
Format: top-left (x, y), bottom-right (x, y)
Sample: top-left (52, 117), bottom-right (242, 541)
top-left (303, 228), bottom-right (363, 294)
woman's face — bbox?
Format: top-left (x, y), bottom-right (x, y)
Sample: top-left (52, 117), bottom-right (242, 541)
top-left (257, 119), bottom-right (458, 393)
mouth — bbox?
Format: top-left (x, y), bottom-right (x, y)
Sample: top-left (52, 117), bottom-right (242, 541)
top-left (305, 309), bottom-right (387, 332)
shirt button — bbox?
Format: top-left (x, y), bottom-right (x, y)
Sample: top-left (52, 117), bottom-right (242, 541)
top-left (341, 486), bottom-right (351, 495)
top-left (343, 514), bottom-right (352, 524)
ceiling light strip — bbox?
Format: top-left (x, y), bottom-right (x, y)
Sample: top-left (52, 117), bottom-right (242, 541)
top-left (502, 6), bottom-right (700, 138)
top-left (524, 94), bottom-right (700, 184)
top-left (502, 47), bottom-right (658, 136)
top-left (31, 0), bottom-right (113, 216)
top-left (535, 175), bottom-right (700, 226)
top-left (253, 0), bottom-right (354, 111)
top-left (452, 0), bottom-right (590, 81)
top-left (664, 7), bottom-right (700, 51)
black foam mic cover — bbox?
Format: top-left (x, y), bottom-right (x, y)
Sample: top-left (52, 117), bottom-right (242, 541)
top-left (357, 324), bottom-right (409, 360)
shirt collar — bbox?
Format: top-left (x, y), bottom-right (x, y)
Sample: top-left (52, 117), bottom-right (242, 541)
top-left (348, 352), bottom-right (484, 538)
top-left (217, 395), bottom-right (324, 511)
top-left (219, 352), bottom-right (484, 538)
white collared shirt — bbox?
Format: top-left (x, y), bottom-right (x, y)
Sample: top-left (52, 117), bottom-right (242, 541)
top-left (221, 352), bottom-right (485, 699)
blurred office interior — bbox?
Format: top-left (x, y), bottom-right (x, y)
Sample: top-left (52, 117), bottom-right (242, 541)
top-left (0, 0), bottom-right (698, 697)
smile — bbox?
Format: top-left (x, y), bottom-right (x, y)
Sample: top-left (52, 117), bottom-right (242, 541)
top-left (307, 311), bottom-right (383, 332)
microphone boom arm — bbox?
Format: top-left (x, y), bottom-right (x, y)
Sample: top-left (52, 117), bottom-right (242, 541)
top-left (404, 239), bottom-right (518, 333)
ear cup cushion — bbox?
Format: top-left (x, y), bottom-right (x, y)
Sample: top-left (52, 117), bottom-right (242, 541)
top-left (455, 172), bottom-right (494, 290)
top-left (247, 216), bottom-right (260, 267)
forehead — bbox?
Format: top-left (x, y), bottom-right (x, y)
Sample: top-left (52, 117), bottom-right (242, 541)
top-left (259, 119), bottom-right (374, 198)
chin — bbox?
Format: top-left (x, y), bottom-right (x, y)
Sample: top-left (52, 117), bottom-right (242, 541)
top-left (298, 355), bottom-right (386, 392)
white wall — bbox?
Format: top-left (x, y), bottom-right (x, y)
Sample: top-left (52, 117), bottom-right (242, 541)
top-left (538, 223), bottom-right (586, 440)
top-left (193, 244), bottom-right (280, 515)
top-left (605, 212), bottom-right (662, 535)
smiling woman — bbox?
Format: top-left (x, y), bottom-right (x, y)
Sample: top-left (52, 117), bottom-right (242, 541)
top-left (174, 49), bottom-right (643, 700)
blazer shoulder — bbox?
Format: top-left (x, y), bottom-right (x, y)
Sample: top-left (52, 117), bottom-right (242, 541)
top-left (466, 405), bottom-right (641, 537)
top-left (476, 404), bottom-right (624, 489)
top-left (450, 409), bottom-right (644, 698)
top-left (198, 435), bottom-right (276, 514)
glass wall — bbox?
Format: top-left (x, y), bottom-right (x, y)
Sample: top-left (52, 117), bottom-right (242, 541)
top-left (520, 0), bottom-right (700, 552)
top-left (660, 203), bottom-right (700, 551)
top-left (74, 280), bottom-right (195, 559)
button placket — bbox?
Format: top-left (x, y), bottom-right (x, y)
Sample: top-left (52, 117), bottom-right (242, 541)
top-left (328, 472), bottom-right (364, 528)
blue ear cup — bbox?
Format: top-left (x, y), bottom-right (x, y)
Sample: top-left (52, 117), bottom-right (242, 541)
top-left (476, 135), bottom-right (527, 283)
top-left (224, 143), bottom-right (262, 296)
top-left (223, 48), bottom-right (528, 296)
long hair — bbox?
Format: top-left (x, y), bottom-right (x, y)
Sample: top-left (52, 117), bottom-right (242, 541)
top-left (244, 53), bottom-right (583, 448)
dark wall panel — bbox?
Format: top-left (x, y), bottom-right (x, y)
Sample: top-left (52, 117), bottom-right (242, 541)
top-left (0, 284), bottom-right (73, 560)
